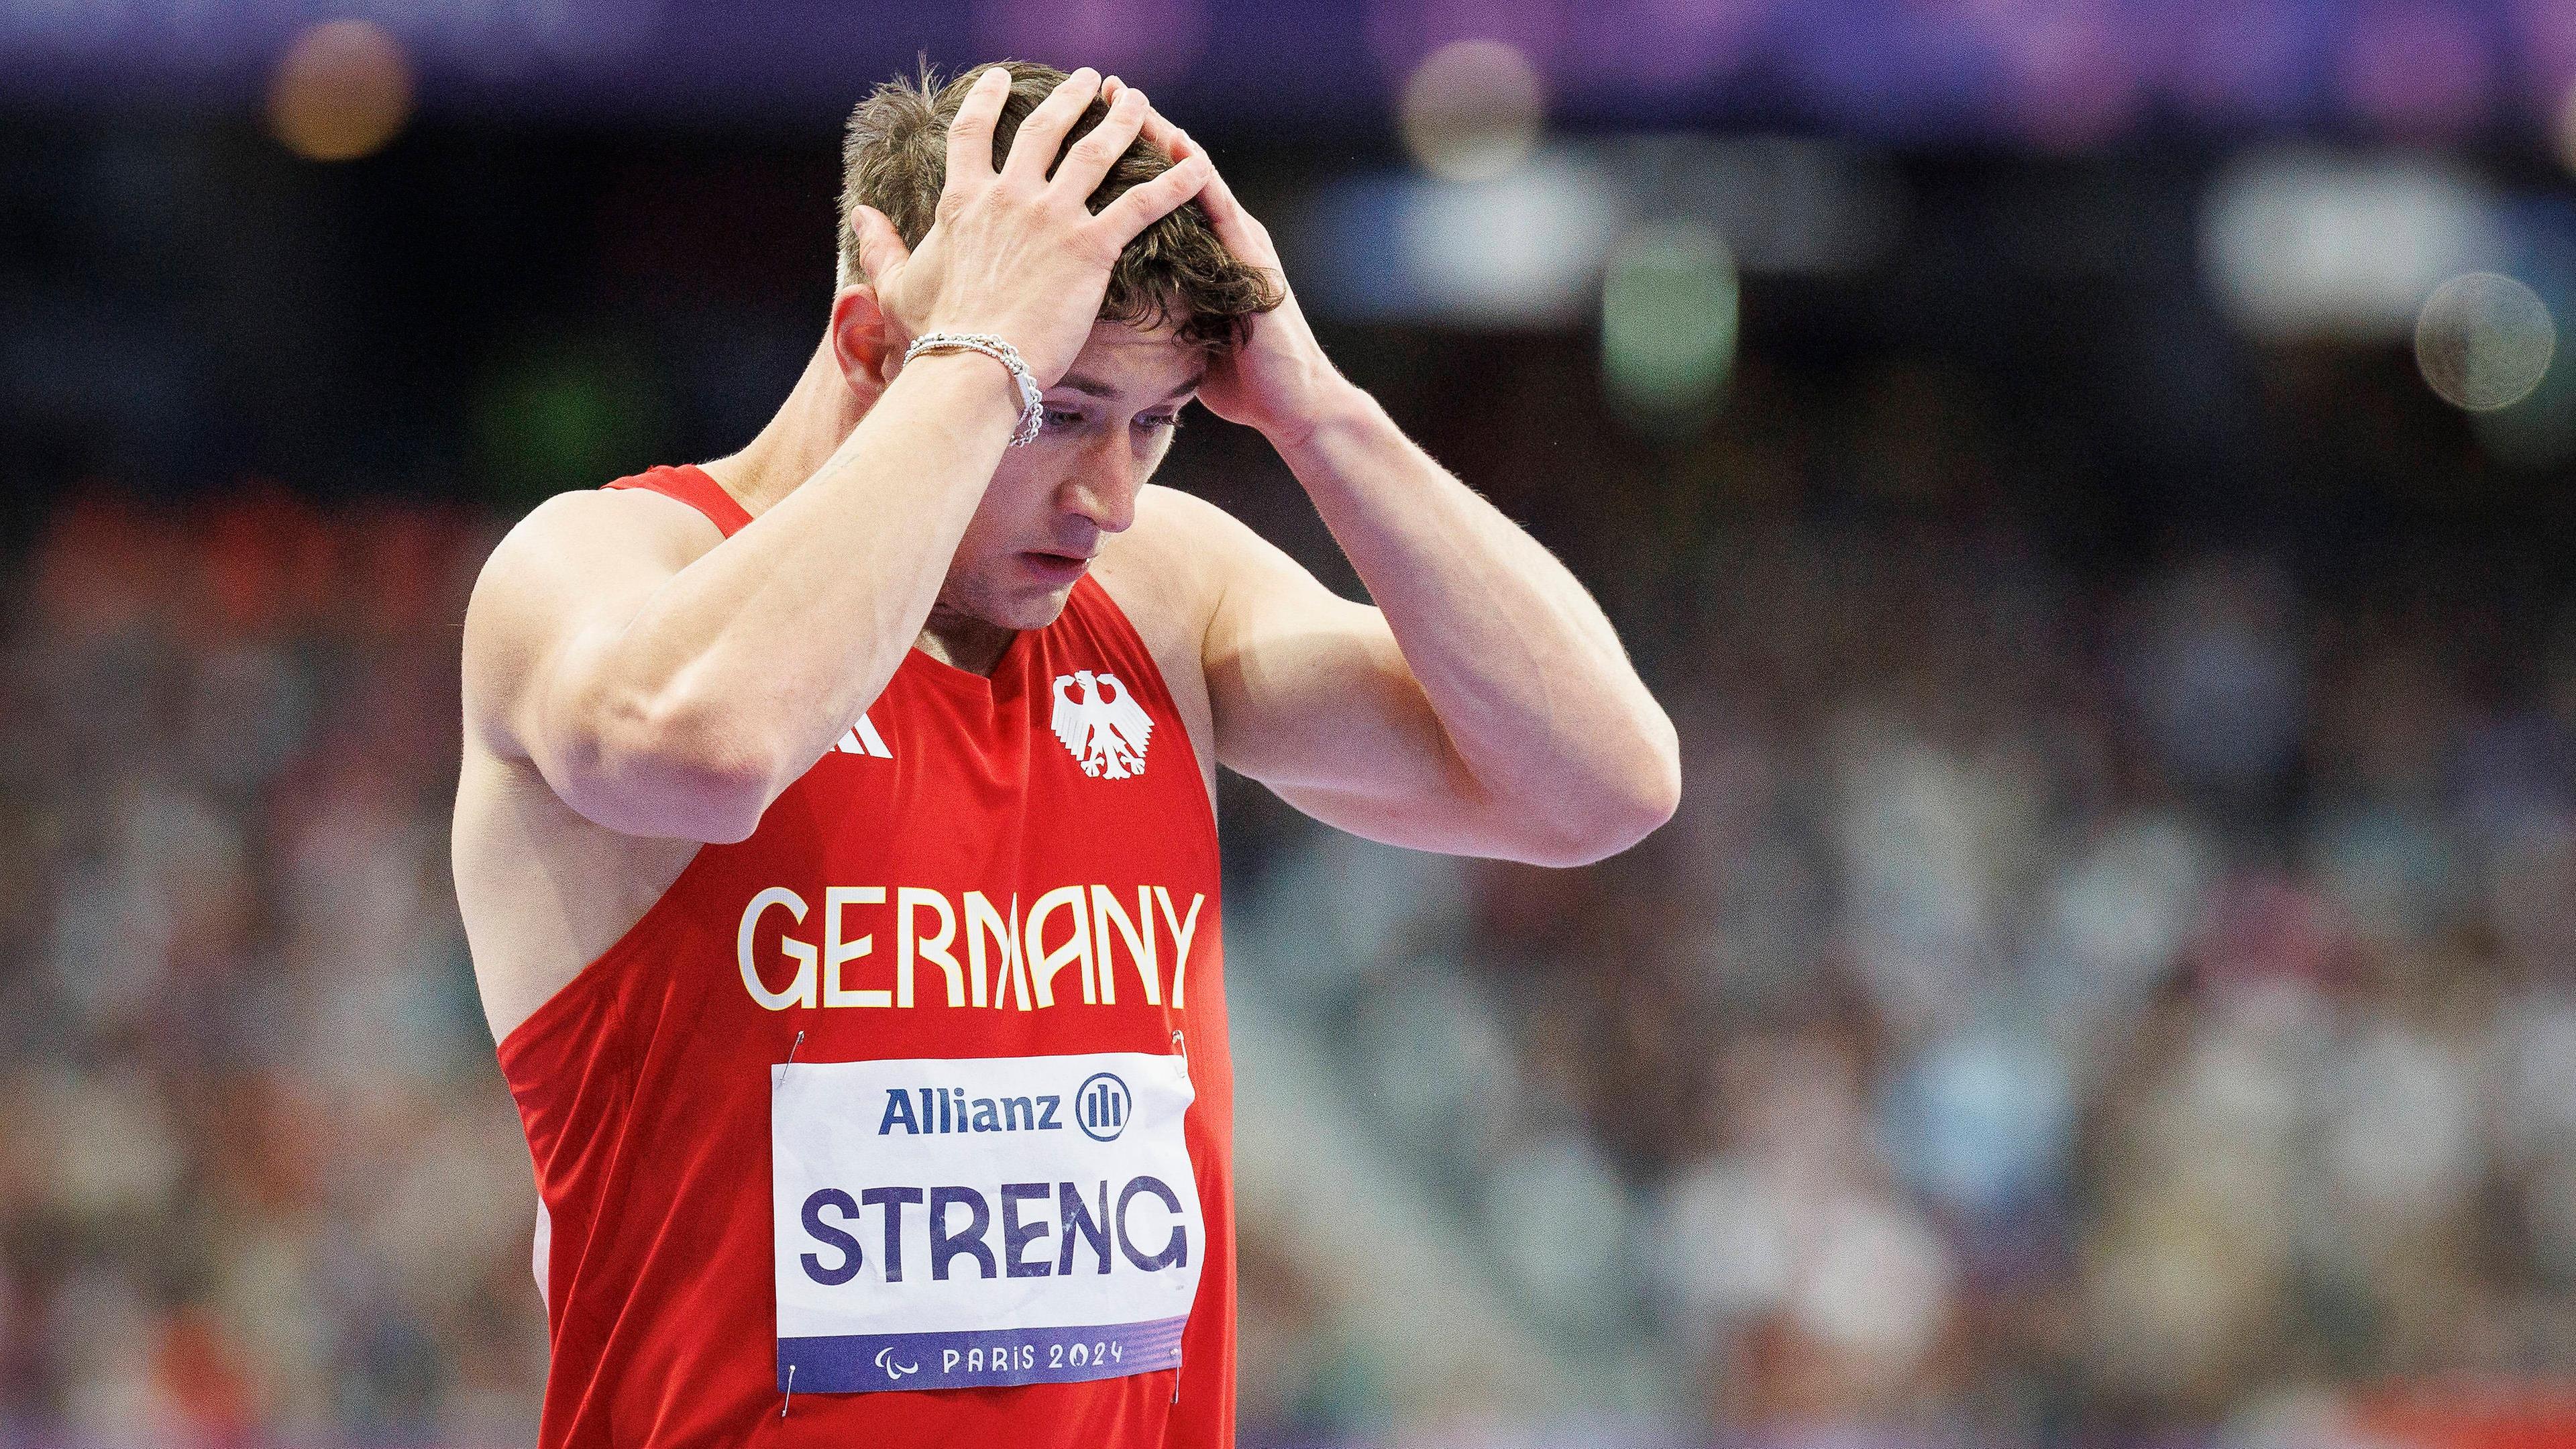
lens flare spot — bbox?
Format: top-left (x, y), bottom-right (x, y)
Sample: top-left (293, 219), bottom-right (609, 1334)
top-left (268, 20), bottom-right (414, 164)
top-left (1399, 39), bottom-right (1546, 184)
top-left (2415, 271), bottom-right (2556, 413)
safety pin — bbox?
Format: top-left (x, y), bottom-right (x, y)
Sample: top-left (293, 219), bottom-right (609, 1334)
top-left (777, 1032), bottom-right (808, 1419)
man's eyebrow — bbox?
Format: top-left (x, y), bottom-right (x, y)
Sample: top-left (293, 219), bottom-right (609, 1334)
top-left (1055, 370), bottom-right (1208, 403)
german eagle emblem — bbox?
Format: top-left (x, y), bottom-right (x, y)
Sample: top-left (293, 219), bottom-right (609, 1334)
top-left (1050, 669), bottom-right (1153, 780)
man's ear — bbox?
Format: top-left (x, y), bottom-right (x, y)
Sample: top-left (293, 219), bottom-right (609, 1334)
top-left (829, 284), bottom-right (903, 392)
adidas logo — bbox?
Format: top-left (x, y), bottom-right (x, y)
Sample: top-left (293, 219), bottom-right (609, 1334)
top-left (834, 713), bottom-right (892, 759)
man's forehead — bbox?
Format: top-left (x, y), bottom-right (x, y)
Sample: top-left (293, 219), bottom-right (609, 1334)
top-left (1056, 321), bottom-right (1205, 402)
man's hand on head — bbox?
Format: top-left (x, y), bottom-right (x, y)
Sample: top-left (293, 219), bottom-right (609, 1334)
top-left (847, 66), bottom-right (1216, 389)
top-left (1102, 78), bottom-right (1359, 451)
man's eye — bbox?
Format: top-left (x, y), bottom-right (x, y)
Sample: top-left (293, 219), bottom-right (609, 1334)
top-left (1136, 413), bottom-right (1183, 433)
top-left (1043, 408), bottom-right (1086, 431)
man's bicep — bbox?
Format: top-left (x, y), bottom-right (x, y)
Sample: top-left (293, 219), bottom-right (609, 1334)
top-left (1198, 516), bottom-right (1483, 830)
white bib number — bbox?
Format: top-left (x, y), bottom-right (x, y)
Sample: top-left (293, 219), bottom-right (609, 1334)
top-left (771, 1051), bottom-right (1203, 1393)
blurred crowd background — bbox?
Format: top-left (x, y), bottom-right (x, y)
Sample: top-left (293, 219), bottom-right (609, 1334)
top-left (9, 2), bottom-right (2576, 1446)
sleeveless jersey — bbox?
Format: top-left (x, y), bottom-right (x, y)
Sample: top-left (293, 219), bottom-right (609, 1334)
top-left (496, 465), bottom-right (1236, 1448)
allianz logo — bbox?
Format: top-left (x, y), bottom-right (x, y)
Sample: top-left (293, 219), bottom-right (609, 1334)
top-left (877, 1072), bottom-right (1133, 1143)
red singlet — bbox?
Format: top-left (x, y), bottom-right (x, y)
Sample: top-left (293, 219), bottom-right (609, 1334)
top-left (498, 466), bottom-right (1236, 1448)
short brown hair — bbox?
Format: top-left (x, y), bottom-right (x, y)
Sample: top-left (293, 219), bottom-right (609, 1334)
top-left (839, 62), bottom-right (1283, 352)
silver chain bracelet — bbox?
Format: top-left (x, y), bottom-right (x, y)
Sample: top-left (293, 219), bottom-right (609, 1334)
top-left (903, 331), bottom-right (1046, 447)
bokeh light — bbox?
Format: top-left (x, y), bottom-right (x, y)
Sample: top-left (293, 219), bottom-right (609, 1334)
top-left (1601, 222), bottom-right (1738, 426)
top-left (266, 20), bottom-right (413, 164)
top-left (1398, 39), bottom-right (1544, 184)
top-left (2201, 151), bottom-right (2503, 341)
top-left (472, 335), bottom-right (668, 509)
top-left (2415, 271), bottom-right (2557, 413)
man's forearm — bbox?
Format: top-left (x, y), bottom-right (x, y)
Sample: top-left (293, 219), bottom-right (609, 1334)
top-left (592, 354), bottom-right (1020, 790)
top-left (1270, 382), bottom-right (1680, 841)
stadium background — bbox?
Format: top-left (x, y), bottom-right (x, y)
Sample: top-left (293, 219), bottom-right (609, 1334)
top-left (9, 1), bottom-right (2576, 1445)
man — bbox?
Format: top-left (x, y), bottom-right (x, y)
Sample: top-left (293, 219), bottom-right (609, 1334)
top-left (452, 60), bottom-right (1678, 1448)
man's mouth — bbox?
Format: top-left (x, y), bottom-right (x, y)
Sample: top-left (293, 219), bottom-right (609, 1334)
top-left (1021, 550), bottom-right (1093, 584)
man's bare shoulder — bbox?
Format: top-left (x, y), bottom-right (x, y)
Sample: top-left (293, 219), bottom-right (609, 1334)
top-left (1102, 482), bottom-right (1283, 605)
top-left (1101, 483), bottom-right (1320, 643)
top-left (475, 486), bottom-right (727, 597)
top-left (1090, 486), bottom-right (1273, 790)
top-left (1095, 484), bottom-right (1236, 634)
top-left (460, 486), bottom-right (728, 757)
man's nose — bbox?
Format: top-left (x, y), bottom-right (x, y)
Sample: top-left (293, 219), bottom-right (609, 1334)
top-left (1061, 440), bottom-right (1140, 535)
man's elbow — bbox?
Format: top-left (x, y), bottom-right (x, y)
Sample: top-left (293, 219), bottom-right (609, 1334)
top-left (1516, 725), bottom-right (1682, 867)
top-left (1630, 727), bottom-right (1685, 837)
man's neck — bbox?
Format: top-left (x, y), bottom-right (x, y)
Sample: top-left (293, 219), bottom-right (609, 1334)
top-left (700, 334), bottom-right (1020, 679)
top-left (913, 609), bottom-right (1018, 676)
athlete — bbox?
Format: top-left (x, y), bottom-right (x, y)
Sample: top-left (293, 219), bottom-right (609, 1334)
top-left (452, 60), bottom-right (1679, 1448)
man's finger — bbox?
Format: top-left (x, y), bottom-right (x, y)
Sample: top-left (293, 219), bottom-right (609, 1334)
top-left (849, 205), bottom-right (910, 286)
top-left (1000, 67), bottom-right (1101, 183)
top-left (944, 65), bottom-right (1012, 182)
top-left (1119, 106), bottom-right (1252, 239)
top-left (1130, 111), bottom-right (1242, 231)
top-left (1169, 128), bottom-right (1248, 227)
top-left (1096, 81), bottom-right (1197, 181)
top-left (1052, 87), bottom-right (1148, 202)
top-left (1132, 100), bottom-right (1189, 162)
top-left (1089, 152), bottom-right (1214, 244)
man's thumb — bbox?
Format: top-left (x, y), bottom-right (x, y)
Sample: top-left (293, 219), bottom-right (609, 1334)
top-left (849, 205), bottom-right (910, 284)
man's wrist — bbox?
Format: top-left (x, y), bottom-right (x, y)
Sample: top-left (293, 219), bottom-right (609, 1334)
top-left (1263, 375), bottom-right (1375, 458)
top-left (904, 333), bottom-right (1046, 445)
top-left (1271, 377), bottom-right (1377, 456)
top-left (892, 348), bottom-right (1029, 439)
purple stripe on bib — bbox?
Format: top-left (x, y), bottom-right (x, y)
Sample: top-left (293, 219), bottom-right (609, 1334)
top-left (779, 1316), bottom-right (1188, 1393)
